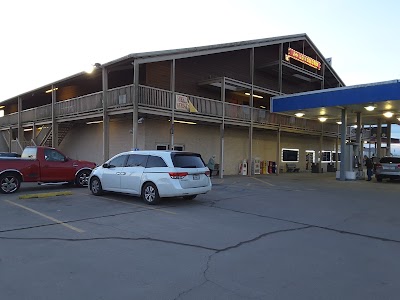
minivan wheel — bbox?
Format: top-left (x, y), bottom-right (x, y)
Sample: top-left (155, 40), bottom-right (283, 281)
top-left (90, 177), bottom-right (103, 196)
top-left (183, 195), bottom-right (197, 200)
top-left (142, 183), bottom-right (160, 205)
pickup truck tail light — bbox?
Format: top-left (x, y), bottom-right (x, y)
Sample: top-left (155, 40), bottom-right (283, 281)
top-left (205, 170), bottom-right (210, 177)
top-left (169, 172), bottom-right (188, 179)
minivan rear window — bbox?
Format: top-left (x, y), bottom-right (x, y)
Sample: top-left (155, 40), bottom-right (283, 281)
top-left (380, 157), bottom-right (400, 164)
top-left (172, 153), bottom-right (205, 168)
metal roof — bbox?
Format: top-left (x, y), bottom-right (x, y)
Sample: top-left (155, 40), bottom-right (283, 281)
top-left (1, 33), bottom-right (344, 103)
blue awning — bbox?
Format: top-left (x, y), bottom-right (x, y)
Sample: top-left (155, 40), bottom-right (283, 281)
top-left (270, 80), bottom-right (400, 125)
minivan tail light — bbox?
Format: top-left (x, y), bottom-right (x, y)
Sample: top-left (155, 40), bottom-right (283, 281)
top-left (205, 170), bottom-right (210, 177)
top-left (169, 172), bottom-right (188, 179)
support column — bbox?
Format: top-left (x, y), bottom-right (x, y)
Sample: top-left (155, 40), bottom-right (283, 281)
top-left (377, 119), bottom-right (382, 158)
top-left (17, 97), bottom-right (23, 143)
top-left (170, 59), bottom-right (176, 150)
top-left (32, 123), bottom-right (36, 145)
top-left (278, 44), bottom-right (283, 94)
top-left (356, 112), bottom-right (362, 171)
top-left (102, 67), bottom-right (109, 161)
top-left (386, 122), bottom-right (391, 156)
top-left (340, 108), bottom-right (347, 181)
top-left (8, 126), bottom-right (12, 152)
top-left (335, 124), bottom-right (339, 170)
top-left (319, 122), bottom-right (323, 172)
top-left (276, 126), bottom-right (281, 175)
top-left (132, 61), bottom-right (139, 150)
top-left (220, 77), bottom-right (225, 179)
top-left (51, 86), bottom-right (58, 148)
top-left (248, 48), bottom-right (254, 175)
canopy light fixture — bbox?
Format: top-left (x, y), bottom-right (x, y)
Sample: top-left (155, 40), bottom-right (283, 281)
top-left (45, 87), bottom-right (58, 93)
top-left (169, 119), bottom-right (197, 125)
top-left (318, 117), bottom-right (327, 122)
top-left (260, 105), bottom-right (266, 109)
top-left (397, 117), bottom-right (400, 122)
top-left (364, 105), bottom-right (375, 111)
top-left (295, 113), bottom-right (304, 117)
top-left (383, 112), bottom-right (394, 118)
top-left (23, 128), bottom-right (33, 132)
top-left (244, 92), bottom-right (263, 99)
top-left (86, 120), bottom-right (103, 124)
top-left (0, 105), bottom-right (5, 109)
top-left (336, 121), bottom-right (342, 125)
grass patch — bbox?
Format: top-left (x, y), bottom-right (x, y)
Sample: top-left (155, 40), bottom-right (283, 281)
top-left (19, 191), bottom-right (73, 199)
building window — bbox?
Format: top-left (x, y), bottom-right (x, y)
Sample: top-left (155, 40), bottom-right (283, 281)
top-left (322, 151), bottom-right (331, 162)
top-left (156, 144), bottom-right (185, 151)
top-left (282, 148), bottom-right (299, 162)
top-left (332, 152), bottom-right (341, 162)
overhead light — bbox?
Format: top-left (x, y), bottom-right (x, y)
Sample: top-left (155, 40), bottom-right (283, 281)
top-left (320, 109), bottom-right (326, 115)
top-left (364, 105), bottom-right (375, 111)
top-left (383, 112), bottom-right (393, 118)
top-left (45, 87), bottom-right (58, 93)
top-left (260, 105), bottom-right (266, 109)
top-left (295, 113), bottom-right (304, 117)
top-left (86, 120), bottom-right (103, 124)
top-left (336, 121), bottom-right (342, 125)
top-left (397, 117), bottom-right (400, 122)
top-left (169, 119), bottom-right (197, 125)
top-left (23, 128), bottom-right (33, 132)
top-left (318, 117), bottom-right (327, 122)
top-left (0, 105), bottom-right (5, 109)
top-left (352, 125), bottom-right (358, 128)
top-left (244, 92), bottom-right (263, 99)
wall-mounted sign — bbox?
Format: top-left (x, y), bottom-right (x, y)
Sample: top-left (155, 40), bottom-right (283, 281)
top-left (285, 48), bottom-right (321, 70)
top-left (176, 95), bottom-right (198, 112)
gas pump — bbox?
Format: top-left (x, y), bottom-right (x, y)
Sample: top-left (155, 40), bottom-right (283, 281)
top-left (343, 142), bottom-right (362, 180)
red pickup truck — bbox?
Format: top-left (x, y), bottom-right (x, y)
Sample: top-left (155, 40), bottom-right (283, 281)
top-left (0, 146), bottom-right (96, 194)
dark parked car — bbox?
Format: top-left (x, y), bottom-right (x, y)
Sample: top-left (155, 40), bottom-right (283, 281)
top-left (375, 156), bottom-right (400, 182)
top-left (0, 152), bottom-right (21, 158)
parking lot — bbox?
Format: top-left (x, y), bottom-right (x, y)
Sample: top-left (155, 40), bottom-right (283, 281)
top-left (1, 173), bottom-right (400, 299)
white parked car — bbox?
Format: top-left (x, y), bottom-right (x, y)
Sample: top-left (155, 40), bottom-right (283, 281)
top-left (89, 150), bottom-right (212, 204)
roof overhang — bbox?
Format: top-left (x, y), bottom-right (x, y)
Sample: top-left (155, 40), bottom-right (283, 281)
top-left (271, 80), bottom-right (400, 125)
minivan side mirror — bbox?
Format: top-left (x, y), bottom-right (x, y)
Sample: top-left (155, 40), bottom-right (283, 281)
top-left (102, 163), bottom-right (109, 168)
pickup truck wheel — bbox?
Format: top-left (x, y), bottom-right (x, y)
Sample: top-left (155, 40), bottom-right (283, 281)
top-left (0, 173), bottom-right (21, 194)
top-left (142, 183), bottom-right (160, 205)
top-left (90, 177), bottom-right (103, 196)
top-left (75, 170), bottom-right (91, 187)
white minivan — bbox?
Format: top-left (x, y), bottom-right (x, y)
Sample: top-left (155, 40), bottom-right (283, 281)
top-left (89, 150), bottom-right (212, 204)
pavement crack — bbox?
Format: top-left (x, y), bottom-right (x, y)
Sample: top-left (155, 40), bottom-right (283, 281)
top-left (216, 225), bottom-right (312, 253)
top-left (0, 236), bottom-right (219, 252)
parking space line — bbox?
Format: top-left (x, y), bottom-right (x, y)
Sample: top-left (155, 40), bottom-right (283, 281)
top-left (89, 194), bottom-right (177, 215)
top-left (250, 177), bottom-right (275, 186)
top-left (4, 200), bottom-right (85, 233)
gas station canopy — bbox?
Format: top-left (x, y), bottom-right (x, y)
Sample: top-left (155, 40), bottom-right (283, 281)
top-left (270, 80), bottom-right (400, 125)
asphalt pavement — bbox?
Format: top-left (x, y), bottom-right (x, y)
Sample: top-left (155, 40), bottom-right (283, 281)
top-left (1, 173), bottom-right (400, 300)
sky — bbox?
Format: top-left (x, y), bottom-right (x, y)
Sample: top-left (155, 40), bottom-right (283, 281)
top-left (1, 0), bottom-right (400, 146)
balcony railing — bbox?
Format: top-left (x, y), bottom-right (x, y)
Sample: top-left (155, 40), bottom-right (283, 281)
top-left (138, 85), bottom-right (172, 109)
top-left (107, 85), bottom-right (134, 108)
top-left (55, 92), bottom-right (102, 117)
top-left (0, 84), bottom-right (337, 135)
